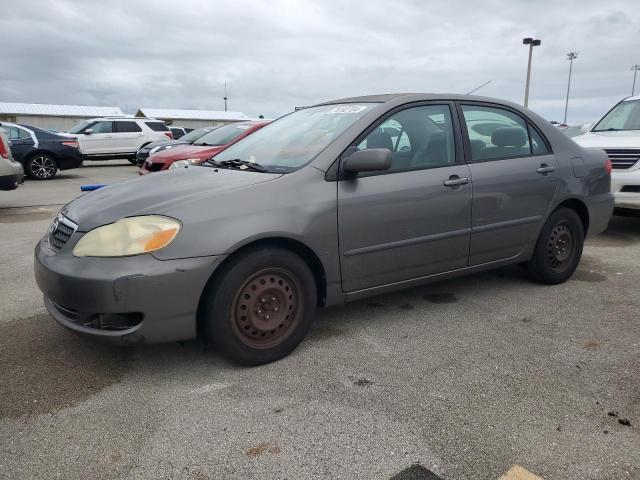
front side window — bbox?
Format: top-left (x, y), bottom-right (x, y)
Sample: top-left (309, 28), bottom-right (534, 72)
top-left (461, 105), bottom-right (533, 161)
top-left (115, 121), bottom-right (142, 133)
top-left (67, 120), bottom-right (91, 134)
top-left (593, 99), bottom-right (640, 132)
top-left (90, 121), bottom-right (113, 134)
top-left (356, 104), bottom-right (456, 172)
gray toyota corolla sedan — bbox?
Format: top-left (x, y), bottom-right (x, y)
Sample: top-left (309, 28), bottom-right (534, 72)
top-left (35, 94), bottom-right (613, 365)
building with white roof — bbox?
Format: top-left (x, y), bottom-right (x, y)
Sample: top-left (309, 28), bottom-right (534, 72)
top-left (135, 108), bottom-right (249, 129)
top-left (0, 102), bottom-right (125, 131)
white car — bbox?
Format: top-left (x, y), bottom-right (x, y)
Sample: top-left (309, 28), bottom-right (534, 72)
top-left (573, 96), bottom-right (640, 210)
top-left (67, 117), bottom-right (173, 164)
top-left (0, 127), bottom-right (24, 190)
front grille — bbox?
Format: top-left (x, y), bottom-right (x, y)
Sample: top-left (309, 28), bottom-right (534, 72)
top-left (145, 161), bottom-right (164, 172)
top-left (604, 149), bottom-right (640, 170)
top-left (52, 302), bottom-right (78, 319)
top-left (136, 151), bottom-right (149, 162)
top-left (49, 214), bottom-right (78, 249)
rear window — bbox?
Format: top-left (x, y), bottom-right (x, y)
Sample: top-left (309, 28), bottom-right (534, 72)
top-left (145, 122), bottom-right (169, 132)
top-left (115, 121), bottom-right (142, 133)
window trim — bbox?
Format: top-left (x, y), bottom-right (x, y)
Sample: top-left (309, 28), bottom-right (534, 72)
top-left (455, 101), bottom-right (553, 164)
top-left (329, 101), bottom-right (465, 181)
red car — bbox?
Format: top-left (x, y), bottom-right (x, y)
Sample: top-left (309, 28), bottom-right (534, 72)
top-left (140, 121), bottom-right (269, 174)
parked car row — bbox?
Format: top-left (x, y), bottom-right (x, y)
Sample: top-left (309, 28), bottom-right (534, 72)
top-left (139, 121), bottom-right (269, 174)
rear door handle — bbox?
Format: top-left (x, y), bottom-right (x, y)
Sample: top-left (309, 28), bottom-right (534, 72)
top-left (443, 176), bottom-right (470, 187)
top-left (536, 164), bottom-right (556, 174)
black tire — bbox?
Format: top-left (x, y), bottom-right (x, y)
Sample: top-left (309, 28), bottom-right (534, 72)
top-left (128, 159), bottom-right (138, 165)
top-left (26, 154), bottom-right (58, 180)
top-left (201, 247), bottom-right (317, 366)
top-left (526, 207), bottom-right (584, 284)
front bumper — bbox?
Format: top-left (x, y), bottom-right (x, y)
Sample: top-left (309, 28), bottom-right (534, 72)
top-left (34, 236), bottom-right (223, 345)
top-left (611, 169), bottom-right (640, 209)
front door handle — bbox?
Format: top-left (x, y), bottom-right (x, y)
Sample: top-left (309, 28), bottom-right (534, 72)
top-left (104, 135), bottom-right (113, 139)
top-left (443, 175), bottom-right (470, 187)
top-left (536, 164), bottom-right (556, 174)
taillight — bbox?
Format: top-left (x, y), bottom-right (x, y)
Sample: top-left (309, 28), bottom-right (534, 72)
top-left (0, 137), bottom-right (8, 159)
top-left (61, 140), bottom-right (79, 148)
top-left (605, 158), bottom-right (612, 175)
top-left (163, 132), bottom-right (173, 139)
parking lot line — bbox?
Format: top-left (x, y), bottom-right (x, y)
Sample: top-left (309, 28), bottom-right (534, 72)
top-left (498, 465), bottom-right (543, 480)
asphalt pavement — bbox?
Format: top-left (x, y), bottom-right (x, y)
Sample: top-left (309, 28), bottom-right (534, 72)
top-left (0, 161), bottom-right (638, 479)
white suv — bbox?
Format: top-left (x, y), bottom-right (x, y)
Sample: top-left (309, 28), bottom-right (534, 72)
top-left (574, 96), bottom-right (640, 210)
top-left (67, 117), bottom-right (173, 164)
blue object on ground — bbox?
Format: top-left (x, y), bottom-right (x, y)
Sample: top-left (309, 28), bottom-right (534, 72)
top-left (80, 184), bottom-right (107, 191)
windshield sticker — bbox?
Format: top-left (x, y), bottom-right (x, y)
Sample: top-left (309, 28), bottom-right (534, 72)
top-left (328, 105), bottom-right (368, 114)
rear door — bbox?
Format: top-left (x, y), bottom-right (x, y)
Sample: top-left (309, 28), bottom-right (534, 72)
top-left (113, 121), bottom-right (144, 152)
top-left (458, 102), bottom-right (559, 265)
top-left (337, 102), bottom-right (472, 292)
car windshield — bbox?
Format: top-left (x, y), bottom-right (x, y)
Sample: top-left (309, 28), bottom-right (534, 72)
top-left (193, 124), bottom-right (254, 146)
top-left (180, 127), bottom-right (214, 143)
top-left (67, 120), bottom-right (92, 134)
top-left (214, 103), bottom-right (375, 172)
top-left (593, 99), bottom-right (640, 131)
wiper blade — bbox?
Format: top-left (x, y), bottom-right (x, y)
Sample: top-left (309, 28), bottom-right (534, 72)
top-left (219, 159), bottom-right (269, 172)
top-left (203, 158), bottom-right (223, 167)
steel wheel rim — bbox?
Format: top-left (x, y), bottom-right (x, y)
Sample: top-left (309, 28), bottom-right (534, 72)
top-left (31, 156), bottom-right (55, 179)
top-left (231, 268), bottom-right (303, 349)
top-left (547, 222), bottom-right (574, 271)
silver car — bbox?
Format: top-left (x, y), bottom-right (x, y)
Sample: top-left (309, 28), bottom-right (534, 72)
top-left (0, 126), bottom-right (24, 190)
top-left (35, 94), bottom-right (613, 365)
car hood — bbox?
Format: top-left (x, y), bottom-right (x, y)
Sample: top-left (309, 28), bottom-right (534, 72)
top-left (150, 144), bottom-right (225, 163)
top-left (61, 167), bottom-right (282, 231)
top-left (573, 131), bottom-right (640, 149)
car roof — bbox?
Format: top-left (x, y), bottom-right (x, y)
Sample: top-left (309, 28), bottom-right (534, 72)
top-left (316, 93), bottom-right (521, 107)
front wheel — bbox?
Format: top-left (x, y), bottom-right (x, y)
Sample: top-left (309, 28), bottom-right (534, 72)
top-left (201, 248), bottom-right (317, 366)
top-left (26, 154), bottom-right (58, 180)
top-left (128, 159), bottom-right (138, 165)
top-left (526, 207), bottom-right (584, 284)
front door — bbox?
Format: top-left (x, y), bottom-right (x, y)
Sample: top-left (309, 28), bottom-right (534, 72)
top-left (338, 103), bottom-right (472, 293)
top-left (458, 103), bottom-right (559, 265)
top-left (80, 120), bottom-right (115, 155)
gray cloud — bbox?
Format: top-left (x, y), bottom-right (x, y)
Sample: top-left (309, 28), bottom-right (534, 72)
top-left (1, 0), bottom-right (638, 123)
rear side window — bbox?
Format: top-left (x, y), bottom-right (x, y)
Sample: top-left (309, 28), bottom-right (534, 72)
top-left (145, 122), bottom-right (169, 132)
top-left (115, 121), bottom-right (142, 133)
top-left (529, 125), bottom-right (550, 155)
top-left (461, 105), bottom-right (532, 161)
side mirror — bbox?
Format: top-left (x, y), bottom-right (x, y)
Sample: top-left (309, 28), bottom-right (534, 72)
top-left (84, 128), bottom-right (93, 135)
top-left (342, 148), bottom-right (392, 175)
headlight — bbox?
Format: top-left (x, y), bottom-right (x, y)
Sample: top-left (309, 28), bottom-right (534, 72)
top-left (169, 158), bottom-right (201, 170)
top-left (72, 216), bottom-right (181, 257)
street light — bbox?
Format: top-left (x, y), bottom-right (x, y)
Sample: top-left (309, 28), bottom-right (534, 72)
top-left (564, 52), bottom-right (578, 124)
top-left (631, 65), bottom-right (640, 96)
top-left (523, 37), bottom-right (541, 108)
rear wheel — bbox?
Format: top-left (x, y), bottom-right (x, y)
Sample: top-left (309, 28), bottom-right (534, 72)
top-left (201, 248), bottom-right (317, 366)
top-left (526, 207), bottom-right (584, 284)
top-left (26, 154), bottom-right (57, 180)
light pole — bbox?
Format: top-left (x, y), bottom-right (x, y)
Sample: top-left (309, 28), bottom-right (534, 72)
top-left (223, 83), bottom-right (228, 112)
top-left (631, 65), bottom-right (640, 96)
top-left (523, 37), bottom-right (541, 108)
top-left (564, 52), bottom-right (578, 124)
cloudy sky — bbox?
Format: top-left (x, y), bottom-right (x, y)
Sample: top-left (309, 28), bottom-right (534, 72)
top-left (1, 0), bottom-right (638, 123)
